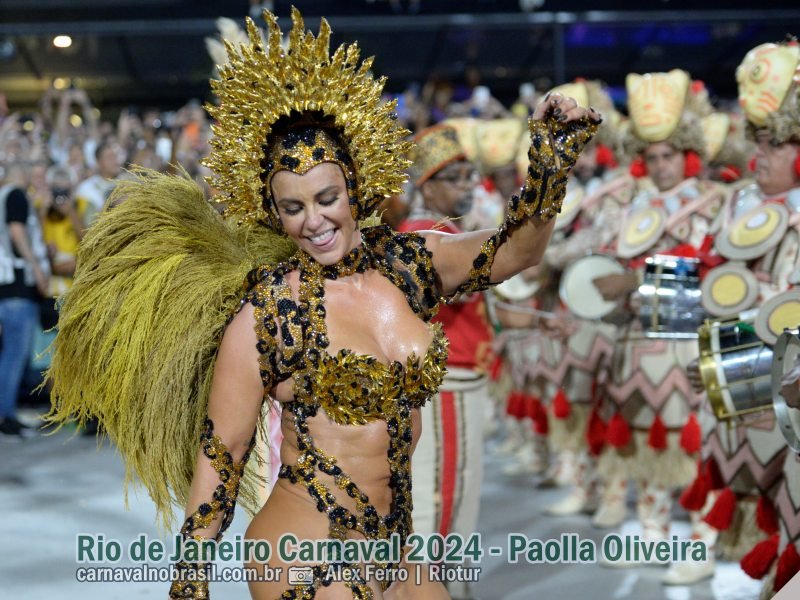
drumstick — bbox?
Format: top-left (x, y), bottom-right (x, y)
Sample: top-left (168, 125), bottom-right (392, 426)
top-left (494, 300), bottom-right (576, 322)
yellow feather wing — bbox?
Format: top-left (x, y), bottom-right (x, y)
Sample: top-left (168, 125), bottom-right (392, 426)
top-left (46, 167), bottom-right (295, 529)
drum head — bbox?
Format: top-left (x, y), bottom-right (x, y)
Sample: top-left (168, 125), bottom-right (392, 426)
top-left (701, 264), bottom-right (760, 317)
top-left (554, 181), bottom-right (585, 231)
top-left (494, 274), bottom-right (540, 301)
top-left (771, 330), bottom-right (800, 453)
top-left (560, 254), bottom-right (625, 319)
top-left (617, 206), bottom-right (667, 259)
top-left (755, 289), bottom-right (800, 344)
top-left (716, 203), bottom-right (790, 261)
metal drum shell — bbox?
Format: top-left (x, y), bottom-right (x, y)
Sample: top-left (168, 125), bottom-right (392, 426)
top-left (636, 255), bottom-right (705, 339)
top-left (699, 316), bottom-right (773, 422)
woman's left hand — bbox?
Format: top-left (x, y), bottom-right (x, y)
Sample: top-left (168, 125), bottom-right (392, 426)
top-left (531, 92), bottom-right (602, 127)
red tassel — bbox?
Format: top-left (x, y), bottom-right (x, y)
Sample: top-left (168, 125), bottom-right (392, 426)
top-left (552, 388), bottom-right (571, 420)
top-left (748, 156), bottom-right (757, 173)
top-left (683, 150), bottom-right (703, 178)
top-left (756, 496), bottom-right (780, 536)
top-left (703, 487), bottom-right (737, 531)
top-left (606, 413), bottom-right (631, 449)
top-left (524, 394), bottom-right (540, 421)
top-left (680, 414), bottom-right (702, 454)
top-left (532, 399), bottom-right (549, 435)
top-left (586, 409), bottom-right (607, 456)
top-left (506, 391), bottom-right (523, 419)
top-left (740, 534), bottom-right (779, 580)
top-left (647, 415), bottom-right (668, 451)
top-left (489, 354), bottom-right (504, 382)
top-left (775, 543), bottom-right (800, 592)
top-left (595, 143), bottom-right (618, 169)
top-left (679, 461), bottom-right (709, 512)
top-left (629, 156), bottom-right (647, 178)
top-left (705, 457), bottom-right (724, 491)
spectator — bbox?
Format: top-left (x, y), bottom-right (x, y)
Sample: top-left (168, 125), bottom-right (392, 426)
top-left (74, 138), bottom-right (122, 225)
top-left (0, 162), bottom-right (50, 441)
top-left (38, 165), bottom-right (84, 317)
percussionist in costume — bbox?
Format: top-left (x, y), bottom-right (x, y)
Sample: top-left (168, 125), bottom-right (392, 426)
top-left (589, 70), bottom-right (725, 559)
top-left (688, 38), bottom-right (800, 594)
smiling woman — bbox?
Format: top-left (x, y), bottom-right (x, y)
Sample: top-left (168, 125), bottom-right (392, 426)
top-left (45, 7), bottom-right (599, 600)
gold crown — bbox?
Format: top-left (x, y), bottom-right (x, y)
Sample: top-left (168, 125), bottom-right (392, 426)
top-left (204, 8), bottom-right (412, 230)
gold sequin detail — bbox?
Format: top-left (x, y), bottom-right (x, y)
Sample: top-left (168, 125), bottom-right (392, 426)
top-left (242, 228), bottom-right (450, 597)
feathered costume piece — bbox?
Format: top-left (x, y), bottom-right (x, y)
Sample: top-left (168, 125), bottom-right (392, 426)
top-left (46, 168), bottom-right (295, 529)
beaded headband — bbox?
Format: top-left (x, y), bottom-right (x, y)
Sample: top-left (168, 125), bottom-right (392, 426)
top-left (204, 8), bottom-right (412, 232)
top-left (262, 126), bottom-right (358, 219)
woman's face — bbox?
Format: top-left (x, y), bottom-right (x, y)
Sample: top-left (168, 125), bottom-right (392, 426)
top-left (272, 162), bottom-right (360, 265)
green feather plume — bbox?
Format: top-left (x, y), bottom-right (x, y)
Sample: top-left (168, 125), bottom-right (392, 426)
top-left (46, 167), bottom-right (296, 530)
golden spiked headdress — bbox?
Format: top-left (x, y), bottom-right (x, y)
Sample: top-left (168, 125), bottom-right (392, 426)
top-left (204, 8), bottom-right (412, 232)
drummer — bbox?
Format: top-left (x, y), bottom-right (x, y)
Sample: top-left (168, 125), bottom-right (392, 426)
top-left (398, 123), bottom-right (496, 600)
top-left (686, 39), bottom-right (800, 595)
top-left (587, 70), bottom-right (726, 571)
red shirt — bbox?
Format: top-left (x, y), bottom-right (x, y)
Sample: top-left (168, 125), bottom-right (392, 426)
top-left (397, 217), bottom-right (495, 372)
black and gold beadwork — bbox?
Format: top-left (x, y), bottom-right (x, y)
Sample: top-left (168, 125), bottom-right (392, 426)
top-left (451, 114), bottom-right (600, 297)
top-left (169, 419), bottom-right (255, 599)
top-left (261, 126), bottom-right (359, 221)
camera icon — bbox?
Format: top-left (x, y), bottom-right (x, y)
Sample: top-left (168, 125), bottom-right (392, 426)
top-left (287, 566), bottom-right (314, 585)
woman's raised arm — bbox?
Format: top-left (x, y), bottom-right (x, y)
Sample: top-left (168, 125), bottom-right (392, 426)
top-left (422, 94), bottom-right (601, 298)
